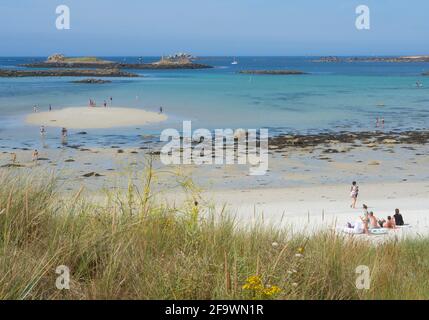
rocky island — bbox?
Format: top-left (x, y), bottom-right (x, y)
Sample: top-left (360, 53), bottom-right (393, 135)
top-left (239, 70), bottom-right (307, 75)
top-left (22, 53), bottom-right (213, 70)
top-left (0, 68), bottom-right (138, 78)
top-left (314, 55), bottom-right (429, 63)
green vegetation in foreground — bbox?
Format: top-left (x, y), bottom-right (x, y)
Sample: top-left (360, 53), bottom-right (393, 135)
top-left (0, 169), bottom-right (428, 300)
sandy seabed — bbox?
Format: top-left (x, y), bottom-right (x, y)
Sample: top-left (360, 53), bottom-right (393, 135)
top-left (26, 106), bottom-right (167, 129)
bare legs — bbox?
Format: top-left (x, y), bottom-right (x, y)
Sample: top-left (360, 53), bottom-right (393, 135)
top-left (351, 196), bottom-right (357, 209)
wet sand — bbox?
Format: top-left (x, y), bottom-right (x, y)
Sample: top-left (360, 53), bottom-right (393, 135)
top-left (1, 130), bottom-right (429, 239)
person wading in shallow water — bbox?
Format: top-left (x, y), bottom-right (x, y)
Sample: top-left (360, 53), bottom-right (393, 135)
top-left (350, 181), bottom-right (359, 209)
top-left (40, 125), bottom-right (46, 137)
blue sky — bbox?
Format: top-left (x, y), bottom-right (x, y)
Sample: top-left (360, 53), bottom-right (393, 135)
top-left (0, 0), bottom-right (428, 56)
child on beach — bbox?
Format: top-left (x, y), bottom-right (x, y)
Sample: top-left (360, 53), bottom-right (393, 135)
top-left (382, 216), bottom-right (396, 229)
top-left (350, 181), bottom-right (359, 209)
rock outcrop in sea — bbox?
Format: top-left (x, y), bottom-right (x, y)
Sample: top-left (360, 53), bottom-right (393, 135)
top-left (0, 69), bottom-right (138, 78)
top-left (21, 54), bottom-right (213, 70)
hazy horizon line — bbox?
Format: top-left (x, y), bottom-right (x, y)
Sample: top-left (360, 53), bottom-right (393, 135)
top-left (1, 54), bottom-right (428, 58)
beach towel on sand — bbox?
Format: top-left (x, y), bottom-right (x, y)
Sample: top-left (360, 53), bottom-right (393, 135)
top-left (369, 228), bottom-right (388, 235)
top-left (342, 220), bottom-right (364, 234)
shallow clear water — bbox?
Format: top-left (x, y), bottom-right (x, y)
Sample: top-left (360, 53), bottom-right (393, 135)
top-left (0, 56), bottom-right (428, 150)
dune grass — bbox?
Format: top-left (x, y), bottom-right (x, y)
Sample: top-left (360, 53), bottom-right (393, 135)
top-left (0, 168), bottom-right (428, 300)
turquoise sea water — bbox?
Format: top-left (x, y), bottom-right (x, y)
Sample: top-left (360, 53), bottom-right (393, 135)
top-left (0, 56), bottom-right (428, 150)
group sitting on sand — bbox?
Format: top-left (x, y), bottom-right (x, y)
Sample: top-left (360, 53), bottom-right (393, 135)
top-left (346, 206), bottom-right (406, 235)
top-left (346, 181), bottom-right (407, 235)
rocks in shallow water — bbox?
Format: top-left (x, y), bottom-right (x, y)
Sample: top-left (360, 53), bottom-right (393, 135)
top-left (382, 139), bottom-right (398, 144)
top-left (71, 78), bottom-right (112, 84)
top-left (1, 163), bottom-right (25, 168)
top-left (323, 148), bottom-right (339, 154)
top-left (117, 149), bottom-right (124, 154)
top-left (64, 159), bottom-right (75, 162)
top-left (0, 68), bottom-right (139, 78)
top-left (368, 160), bottom-right (381, 166)
top-left (270, 130), bottom-right (429, 150)
top-left (76, 132), bottom-right (87, 135)
top-left (82, 172), bottom-right (103, 177)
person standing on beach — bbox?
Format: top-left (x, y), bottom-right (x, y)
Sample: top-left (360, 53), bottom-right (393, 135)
top-left (33, 105), bottom-right (38, 113)
top-left (159, 106), bottom-right (163, 114)
top-left (350, 181), bottom-right (359, 209)
top-left (376, 117), bottom-right (379, 128)
top-left (32, 149), bottom-right (39, 162)
top-left (381, 117), bottom-right (385, 128)
top-left (11, 152), bottom-right (17, 164)
top-left (49, 104), bottom-right (52, 112)
top-left (104, 100), bottom-right (107, 108)
top-left (110, 96), bottom-right (113, 105)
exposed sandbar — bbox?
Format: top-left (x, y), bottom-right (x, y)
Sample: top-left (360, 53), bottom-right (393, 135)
top-left (26, 107), bottom-right (167, 129)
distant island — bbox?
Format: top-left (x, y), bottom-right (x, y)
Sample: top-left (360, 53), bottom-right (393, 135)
top-left (239, 70), bottom-right (307, 75)
top-left (22, 53), bottom-right (213, 70)
top-left (314, 56), bottom-right (429, 63)
top-left (0, 69), bottom-right (138, 78)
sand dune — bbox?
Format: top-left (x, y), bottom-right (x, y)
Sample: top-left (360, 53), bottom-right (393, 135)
top-left (26, 106), bottom-right (167, 129)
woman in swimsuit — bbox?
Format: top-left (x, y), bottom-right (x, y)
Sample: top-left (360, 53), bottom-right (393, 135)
top-left (350, 181), bottom-right (359, 209)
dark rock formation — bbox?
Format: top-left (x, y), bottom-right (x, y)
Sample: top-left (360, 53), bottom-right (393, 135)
top-left (0, 69), bottom-right (138, 78)
top-left (71, 78), bottom-right (112, 84)
top-left (314, 56), bottom-right (429, 63)
top-left (82, 172), bottom-right (103, 177)
top-left (269, 130), bottom-right (429, 150)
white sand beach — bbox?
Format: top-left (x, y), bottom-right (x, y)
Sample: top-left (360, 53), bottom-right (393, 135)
top-left (26, 107), bottom-right (167, 129)
top-left (194, 182), bottom-right (429, 240)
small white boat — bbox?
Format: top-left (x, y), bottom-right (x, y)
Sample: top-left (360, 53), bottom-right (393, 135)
top-left (231, 58), bottom-right (238, 65)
